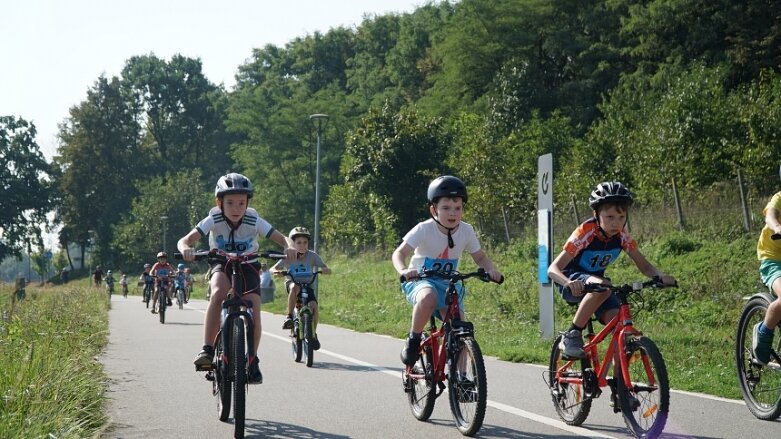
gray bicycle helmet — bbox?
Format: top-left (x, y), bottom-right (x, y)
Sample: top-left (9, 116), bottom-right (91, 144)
top-left (427, 175), bottom-right (468, 204)
top-left (588, 181), bottom-right (633, 210)
top-left (288, 226), bottom-right (311, 241)
top-left (215, 173), bottom-right (254, 199)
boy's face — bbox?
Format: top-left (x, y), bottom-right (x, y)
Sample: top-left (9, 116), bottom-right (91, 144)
top-left (219, 193), bottom-right (249, 223)
top-left (158, 257), bottom-right (167, 264)
top-left (596, 205), bottom-right (627, 237)
top-left (294, 237), bottom-right (309, 254)
top-left (431, 197), bottom-right (464, 227)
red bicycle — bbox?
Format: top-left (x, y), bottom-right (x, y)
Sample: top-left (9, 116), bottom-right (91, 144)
top-left (544, 278), bottom-right (675, 438)
top-left (402, 268), bottom-right (503, 436)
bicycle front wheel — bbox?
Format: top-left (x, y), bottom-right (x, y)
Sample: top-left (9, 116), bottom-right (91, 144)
top-left (406, 344), bottom-right (436, 421)
top-left (547, 334), bottom-right (592, 425)
top-left (736, 296), bottom-right (781, 420)
top-left (232, 317), bottom-right (246, 438)
top-left (291, 313), bottom-right (303, 363)
top-left (303, 312), bottom-right (314, 367)
top-left (617, 336), bottom-right (669, 438)
top-left (448, 337), bottom-right (487, 436)
top-left (177, 288), bottom-right (184, 309)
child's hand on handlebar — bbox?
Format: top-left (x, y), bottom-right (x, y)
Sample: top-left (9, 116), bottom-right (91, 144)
top-left (399, 269), bottom-right (419, 282)
top-left (658, 274), bottom-right (677, 287)
top-left (181, 248), bottom-right (195, 262)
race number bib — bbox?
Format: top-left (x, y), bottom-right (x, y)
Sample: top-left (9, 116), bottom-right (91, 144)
top-left (578, 249), bottom-right (621, 272)
top-left (422, 257), bottom-right (459, 275)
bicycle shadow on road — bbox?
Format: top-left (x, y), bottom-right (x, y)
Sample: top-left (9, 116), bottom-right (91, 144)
top-left (156, 321), bottom-right (202, 326)
top-left (310, 360), bottom-right (403, 374)
top-left (243, 418), bottom-right (351, 438)
top-left (576, 422), bottom-right (725, 439)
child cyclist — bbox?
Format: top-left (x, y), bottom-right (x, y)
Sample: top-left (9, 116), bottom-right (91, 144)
top-left (547, 181), bottom-right (677, 359)
top-left (178, 173), bottom-right (296, 384)
top-left (753, 176), bottom-right (781, 365)
top-left (183, 267), bottom-right (194, 302)
top-left (150, 252), bottom-right (174, 313)
top-left (272, 226), bottom-right (331, 350)
top-left (140, 263), bottom-right (154, 302)
top-left (392, 175), bottom-right (503, 366)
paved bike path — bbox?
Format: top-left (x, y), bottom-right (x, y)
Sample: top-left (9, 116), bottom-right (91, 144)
top-left (101, 295), bottom-right (779, 438)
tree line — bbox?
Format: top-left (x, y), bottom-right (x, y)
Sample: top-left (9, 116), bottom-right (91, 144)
top-left (2, 0), bottom-right (781, 273)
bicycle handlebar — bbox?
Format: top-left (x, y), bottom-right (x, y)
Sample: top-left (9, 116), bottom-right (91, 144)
top-left (402, 268), bottom-right (504, 285)
top-left (563, 276), bottom-right (676, 296)
top-left (174, 249), bottom-right (287, 262)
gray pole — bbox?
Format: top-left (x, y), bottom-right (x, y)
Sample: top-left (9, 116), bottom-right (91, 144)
top-left (160, 216), bottom-right (168, 253)
top-left (309, 114), bottom-right (329, 254)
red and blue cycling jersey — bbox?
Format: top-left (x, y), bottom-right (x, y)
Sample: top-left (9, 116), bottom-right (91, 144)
top-left (561, 217), bottom-right (637, 277)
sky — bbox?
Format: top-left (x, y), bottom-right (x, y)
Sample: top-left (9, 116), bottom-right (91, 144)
top-left (1, 0), bottom-right (426, 161)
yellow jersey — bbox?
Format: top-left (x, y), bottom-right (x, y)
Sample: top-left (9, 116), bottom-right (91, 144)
top-left (757, 192), bottom-right (781, 261)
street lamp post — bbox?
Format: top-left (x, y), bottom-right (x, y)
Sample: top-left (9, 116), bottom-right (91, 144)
top-left (160, 216), bottom-right (168, 253)
top-left (309, 114), bottom-right (329, 254)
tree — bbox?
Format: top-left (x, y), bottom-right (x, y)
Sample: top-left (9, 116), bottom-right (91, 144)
top-left (0, 116), bottom-right (51, 259)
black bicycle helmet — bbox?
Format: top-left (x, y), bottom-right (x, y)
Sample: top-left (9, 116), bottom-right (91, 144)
top-left (588, 181), bottom-right (633, 210)
top-left (215, 173), bottom-right (254, 199)
top-left (427, 175), bottom-right (468, 204)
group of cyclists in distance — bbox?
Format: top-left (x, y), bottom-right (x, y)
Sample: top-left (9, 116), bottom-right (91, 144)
top-left (91, 169), bottom-right (781, 434)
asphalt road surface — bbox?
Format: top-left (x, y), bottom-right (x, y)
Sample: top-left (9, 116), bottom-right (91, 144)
top-left (100, 295), bottom-right (780, 438)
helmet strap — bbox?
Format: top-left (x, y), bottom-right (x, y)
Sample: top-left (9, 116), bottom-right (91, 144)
top-left (431, 208), bottom-right (456, 249)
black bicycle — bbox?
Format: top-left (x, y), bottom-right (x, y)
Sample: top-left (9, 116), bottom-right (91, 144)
top-left (177, 249), bottom-right (285, 439)
top-left (279, 269), bottom-right (321, 367)
top-left (736, 233), bottom-right (781, 419)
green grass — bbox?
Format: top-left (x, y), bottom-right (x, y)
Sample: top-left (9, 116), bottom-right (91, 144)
top-left (0, 279), bottom-right (108, 438)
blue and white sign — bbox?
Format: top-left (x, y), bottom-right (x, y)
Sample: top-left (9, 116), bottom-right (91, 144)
top-left (538, 153), bottom-right (554, 339)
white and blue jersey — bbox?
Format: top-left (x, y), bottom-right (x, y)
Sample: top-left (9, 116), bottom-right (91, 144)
top-left (195, 206), bottom-right (274, 255)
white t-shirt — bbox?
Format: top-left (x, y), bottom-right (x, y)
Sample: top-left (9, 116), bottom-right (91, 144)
top-left (402, 219), bottom-right (481, 272)
top-left (195, 206), bottom-right (273, 254)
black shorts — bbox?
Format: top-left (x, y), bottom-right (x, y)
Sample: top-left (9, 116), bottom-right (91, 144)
top-left (208, 261), bottom-right (261, 296)
top-left (285, 279), bottom-right (318, 302)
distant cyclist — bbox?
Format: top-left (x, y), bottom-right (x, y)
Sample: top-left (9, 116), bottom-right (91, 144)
top-left (120, 273), bottom-right (129, 298)
top-left (150, 252), bottom-right (174, 313)
top-left (105, 270), bottom-right (115, 295)
top-left (753, 169), bottom-right (781, 365)
top-left (93, 265), bottom-right (103, 287)
top-left (140, 263), bottom-right (154, 302)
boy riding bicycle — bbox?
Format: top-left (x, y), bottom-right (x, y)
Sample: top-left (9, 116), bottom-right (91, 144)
top-left (178, 173), bottom-right (296, 384)
top-left (150, 252), bottom-right (174, 313)
top-left (392, 175), bottom-right (502, 366)
top-left (271, 226), bottom-right (331, 350)
top-left (753, 180), bottom-right (781, 365)
top-left (547, 181), bottom-right (676, 359)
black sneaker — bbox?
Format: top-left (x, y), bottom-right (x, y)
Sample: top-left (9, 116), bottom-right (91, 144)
top-left (282, 315), bottom-right (293, 330)
top-left (311, 335), bottom-right (321, 351)
top-left (194, 346), bottom-right (214, 371)
top-left (248, 358), bottom-right (263, 384)
top-left (400, 336), bottom-right (421, 366)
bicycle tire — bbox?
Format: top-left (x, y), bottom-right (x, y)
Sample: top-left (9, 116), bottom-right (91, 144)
top-left (214, 330), bottom-right (231, 421)
top-left (548, 334), bottom-right (592, 426)
top-left (448, 336), bottom-right (487, 436)
top-left (144, 287), bottom-right (150, 307)
top-left (407, 343), bottom-right (436, 421)
top-left (736, 296), bottom-right (781, 420)
top-left (617, 336), bottom-right (669, 438)
top-left (177, 288), bottom-right (184, 309)
top-left (232, 317), bottom-right (246, 438)
top-left (292, 313), bottom-right (303, 363)
top-left (303, 312), bottom-right (314, 367)
top-left (159, 298), bottom-right (166, 324)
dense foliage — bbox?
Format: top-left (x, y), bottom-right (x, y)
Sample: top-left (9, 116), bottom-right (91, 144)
top-left (3, 0), bottom-right (781, 270)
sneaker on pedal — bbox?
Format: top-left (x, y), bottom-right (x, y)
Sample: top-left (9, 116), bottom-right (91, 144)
top-left (753, 322), bottom-right (774, 365)
top-left (282, 315), bottom-right (293, 330)
top-left (249, 358), bottom-right (263, 384)
top-left (194, 346), bottom-right (214, 370)
top-left (559, 329), bottom-right (586, 359)
top-left (400, 336), bottom-right (421, 366)
top-left (311, 335), bottom-right (321, 351)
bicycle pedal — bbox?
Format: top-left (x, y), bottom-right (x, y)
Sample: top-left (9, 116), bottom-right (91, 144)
top-left (195, 364), bottom-right (214, 372)
top-left (204, 371), bottom-right (214, 381)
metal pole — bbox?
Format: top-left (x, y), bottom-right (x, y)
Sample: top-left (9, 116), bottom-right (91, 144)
top-left (309, 114), bottom-right (329, 254)
top-left (160, 216), bottom-right (168, 253)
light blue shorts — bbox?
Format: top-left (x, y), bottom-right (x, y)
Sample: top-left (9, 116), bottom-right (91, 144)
top-left (401, 279), bottom-right (466, 315)
top-left (760, 260), bottom-right (781, 294)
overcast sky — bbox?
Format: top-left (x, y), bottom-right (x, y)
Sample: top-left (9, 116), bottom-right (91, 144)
top-left (1, 0), bottom-right (425, 160)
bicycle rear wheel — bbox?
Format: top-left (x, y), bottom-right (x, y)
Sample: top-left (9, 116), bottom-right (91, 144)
top-left (232, 317), bottom-right (246, 438)
top-left (448, 337), bottom-right (487, 436)
top-left (617, 336), bottom-right (669, 438)
top-left (547, 334), bottom-right (592, 425)
top-left (303, 312), bottom-right (314, 367)
top-left (214, 330), bottom-right (231, 421)
top-left (736, 296), bottom-right (781, 420)
top-left (406, 344), bottom-right (436, 421)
